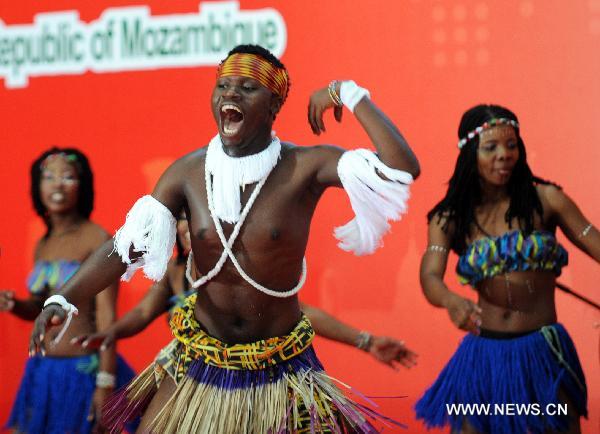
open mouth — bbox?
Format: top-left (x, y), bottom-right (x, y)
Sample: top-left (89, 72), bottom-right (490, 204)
top-left (220, 104), bottom-right (244, 137)
top-left (50, 192), bottom-right (65, 203)
top-left (496, 168), bottom-right (512, 176)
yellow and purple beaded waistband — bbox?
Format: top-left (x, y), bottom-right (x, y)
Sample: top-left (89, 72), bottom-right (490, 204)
top-left (217, 53), bottom-right (289, 101)
top-left (458, 117), bottom-right (520, 149)
top-left (169, 293), bottom-right (314, 371)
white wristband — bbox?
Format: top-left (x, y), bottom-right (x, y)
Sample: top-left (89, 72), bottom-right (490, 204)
top-left (96, 371), bottom-right (117, 388)
top-left (43, 294), bottom-right (78, 314)
top-left (43, 295), bottom-right (78, 345)
top-left (340, 80), bottom-right (370, 113)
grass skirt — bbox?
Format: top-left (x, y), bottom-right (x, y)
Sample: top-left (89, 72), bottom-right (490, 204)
top-left (105, 294), bottom-right (400, 433)
top-left (6, 353), bottom-right (137, 433)
top-left (415, 323), bottom-right (587, 434)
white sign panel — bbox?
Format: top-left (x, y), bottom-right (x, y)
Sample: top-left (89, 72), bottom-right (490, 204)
top-left (0, 1), bottom-right (287, 88)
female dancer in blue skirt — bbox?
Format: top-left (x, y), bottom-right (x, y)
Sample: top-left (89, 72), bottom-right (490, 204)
top-left (415, 104), bottom-right (598, 434)
top-left (1, 147), bottom-right (136, 433)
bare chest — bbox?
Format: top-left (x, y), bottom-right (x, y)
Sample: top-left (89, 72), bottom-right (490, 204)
top-left (184, 162), bottom-right (317, 255)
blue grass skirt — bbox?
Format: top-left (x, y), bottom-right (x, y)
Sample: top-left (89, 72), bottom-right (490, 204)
top-left (415, 323), bottom-right (587, 434)
top-left (6, 353), bottom-right (137, 434)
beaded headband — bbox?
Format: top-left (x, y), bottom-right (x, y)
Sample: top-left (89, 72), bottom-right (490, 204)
top-left (457, 118), bottom-right (520, 149)
top-left (41, 152), bottom-right (79, 169)
top-left (217, 53), bottom-right (289, 102)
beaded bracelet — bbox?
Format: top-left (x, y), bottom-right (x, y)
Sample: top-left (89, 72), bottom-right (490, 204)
top-left (96, 371), bottom-right (116, 388)
top-left (427, 245), bottom-right (448, 253)
top-left (578, 223), bottom-right (593, 238)
top-left (328, 80), bottom-right (342, 107)
top-left (356, 331), bottom-right (373, 351)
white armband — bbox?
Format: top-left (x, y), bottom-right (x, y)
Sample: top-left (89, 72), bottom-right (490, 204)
top-left (340, 80), bottom-right (370, 113)
top-left (335, 149), bottom-right (413, 255)
top-left (113, 195), bottom-right (177, 282)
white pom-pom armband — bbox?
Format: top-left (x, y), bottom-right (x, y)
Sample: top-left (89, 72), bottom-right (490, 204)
top-left (113, 195), bottom-right (177, 282)
top-left (335, 149), bottom-right (413, 255)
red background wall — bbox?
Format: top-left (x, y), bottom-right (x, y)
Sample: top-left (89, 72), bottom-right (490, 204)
top-left (1, 1), bottom-right (598, 432)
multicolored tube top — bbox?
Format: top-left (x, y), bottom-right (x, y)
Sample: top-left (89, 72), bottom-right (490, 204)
top-left (456, 230), bottom-right (568, 286)
top-left (27, 260), bottom-right (80, 295)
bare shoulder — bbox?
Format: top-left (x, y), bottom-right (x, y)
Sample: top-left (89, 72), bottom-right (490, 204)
top-left (164, 147), bottom-right (207, 177)
top-left (79, 220), bottom-right (111, 249)
top-left (152, 147), bottom-right (207, 210)
top-left (33, 237), bottom-right (45, 260)
top-left (281, 142), bottom-right (344, 168)
top-left (286, 142), bottom-right (344, 158)
top-left (535, 182), bottom-right (562, 198)
top-left (535, 182), bottom-right (568, 214)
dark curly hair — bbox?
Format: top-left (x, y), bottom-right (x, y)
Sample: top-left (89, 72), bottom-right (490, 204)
top-left (427, 104), bottom-right (558, 253)
top-left (31, 147), bottom-right (94, 238)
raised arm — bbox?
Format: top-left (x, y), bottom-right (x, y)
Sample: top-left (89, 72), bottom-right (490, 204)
top-left (420, 216), bottom-right (481, 334)
top-left (305, 81), bottom-right (420, 256)
top-left (541, 185), bottom-right (600, 262)
top-left (309, 80), bottom-right (420, 188)
top-left (301, 302), bottom-right (417, 369)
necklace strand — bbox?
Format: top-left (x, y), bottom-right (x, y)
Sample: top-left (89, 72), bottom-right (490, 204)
top-left (185, 151), bottom-right (306, 297)
top-left (206, 170), bottom-right (306, 297)
top-left (185, 170), bottom-right (267, 288)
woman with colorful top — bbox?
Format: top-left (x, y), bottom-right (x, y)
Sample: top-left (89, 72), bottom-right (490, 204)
top-left (415, 105), bottom-right (598, 434)
top-left (0, 148), bottom-right (136, 433)
top-left (73, 211), bottom-right (417, 371)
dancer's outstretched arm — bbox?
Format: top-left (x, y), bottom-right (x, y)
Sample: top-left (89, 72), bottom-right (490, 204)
top-left (305, 81), bottom-right (420, 256)
top-left (71, 270), bottom-right (173, 351)
top-left (301, 303), bottom-right (417, 370)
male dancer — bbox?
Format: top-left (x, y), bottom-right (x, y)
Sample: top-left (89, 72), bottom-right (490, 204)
top-left (31, 44), bottom-right (420, 433)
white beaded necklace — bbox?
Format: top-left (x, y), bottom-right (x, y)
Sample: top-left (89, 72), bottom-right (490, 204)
top-left (205, 134), bottom-right (282, 224)
top-left (185, 136), bottom-right (307, 298)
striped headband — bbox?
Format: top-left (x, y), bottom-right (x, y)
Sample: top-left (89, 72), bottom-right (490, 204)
top-left (217, 53), bottom-right (289, 102)
top-left (458, 118), bottom-right (520, 149)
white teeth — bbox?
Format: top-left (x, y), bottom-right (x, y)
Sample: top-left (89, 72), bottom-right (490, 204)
top-left (50, 192), bottom-right (64, 202)
top-left (221, 104), bottom-right (242, 113)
